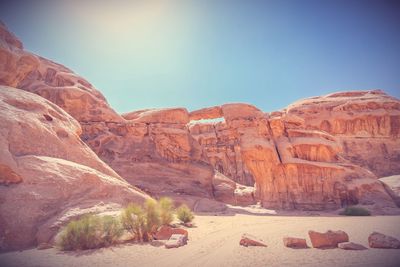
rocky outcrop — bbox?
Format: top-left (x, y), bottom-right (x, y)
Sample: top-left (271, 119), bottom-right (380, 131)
top-left (0, 21), bottom-right (399, 212)
top-left (0, 87), bottom-right (149, 251)
top-left (285, 90), bottom-right (400, 177)
top-left (189, 100), bottom-right (398, 210)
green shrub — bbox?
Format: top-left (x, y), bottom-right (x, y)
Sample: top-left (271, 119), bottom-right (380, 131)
top-left (58, 214), bottom-right (113, 250)
top-left (339, 206), bottom-right (371, 216)
top-left (144, 199), bottom-right (161, 239)
top-left (159, 197), bottom-right (174, 225)
top-left (101, 215), bottom-right (123, 246)
top-left (120, 203), bottom-right (146, 242)
top-left (176, 204), bottom-right (194, 223)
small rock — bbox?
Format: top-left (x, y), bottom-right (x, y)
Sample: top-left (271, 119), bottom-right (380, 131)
top-left (154, 225), bottom-right (188, 240)
top-left (368, 232), bottom-right (400, 249)
top-left (240, 234), bottom-right (267, 247)
top-left (283, 237), bottom-right (308, 248)
top-left (338, 242), bottom-right (367, 250)
top-left (165, 234), bottom-right (188, 249)
top-left (308, 230), bottom-right (349, 249)
top-left (150, 240), bottom-right (165, 247)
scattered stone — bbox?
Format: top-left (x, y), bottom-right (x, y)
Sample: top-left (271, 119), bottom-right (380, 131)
top-left (154, 225), bottom-right (188, 240)
top-left (165, 234), bottom-right (188, 249)
top-left (239, 234), bottom-right (267, 247)
top-left (308, 230), bottom-right (349, 249)
top-left (368, 232), bottom-right (400, 249)
top-left (338, 242), bottom-right (367, 250)
top-left (283, 237), bottom-right (309, 248)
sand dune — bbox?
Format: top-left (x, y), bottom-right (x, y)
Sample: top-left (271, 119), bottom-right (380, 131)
top-left (1, 213), bottom-right (399, 267)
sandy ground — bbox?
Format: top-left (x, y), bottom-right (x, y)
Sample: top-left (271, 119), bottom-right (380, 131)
top-left (1, 212), bottom-right (400, 267)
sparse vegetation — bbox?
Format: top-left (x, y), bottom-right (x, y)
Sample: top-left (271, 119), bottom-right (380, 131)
top-left (159, 197), bottom-right (174, 225)
top-left (339, 206), bottom-right (371, 216)
top-left (177, 204), bottom-right (194, 223)
top-left (58, 198), bottom-right (194, 250)
top-left (58, 214), bottom-right (123, 251)
top-left (120, 203), bottom-right (146, 242)
top-left (144, 199), bottom-right (161, 240)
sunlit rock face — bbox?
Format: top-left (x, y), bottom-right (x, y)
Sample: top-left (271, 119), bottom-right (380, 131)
top-left (188, 94), bottom-right (400, 210)
top-left (285, 90), bottom-right (400, 177)
top-left (0, 87), bottom-right (149, 251)
top-left (0, 21), bottom-right (399, 212)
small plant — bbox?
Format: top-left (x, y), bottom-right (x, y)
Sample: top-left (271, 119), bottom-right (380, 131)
top-left (120, 203), bottom-right (146, 242)
top-left (159, 197), bottom-right (174, 225)
top-left (58, 214), bottom-right (102, 250)
top-left (144, 199), bottom-right (161, 240)
top-left (101, 215), bottom-right (123, 246)
top-left (339, 206), bottom-right (371, 216)
top-left (176, 204), bottom-right (194, 224)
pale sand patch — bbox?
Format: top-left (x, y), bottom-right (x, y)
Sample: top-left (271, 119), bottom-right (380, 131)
top-left (1, 215), bottom-right (399, 267)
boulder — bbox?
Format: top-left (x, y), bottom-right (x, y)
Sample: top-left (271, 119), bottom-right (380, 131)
top-left (308, 230), bottom-right (349, 249)
top-left (338, 242), bottom-right (367, 250)
top-left (283, 237), bottom-right (309, 249)
top-left (165, 234), bottom-right (188, 249)
top-left (239, 234), bottom-right (267, 247)
top-left (368, 232), bottom-right (400, 249)
top-left (154, 225), bottom-right (188, 240)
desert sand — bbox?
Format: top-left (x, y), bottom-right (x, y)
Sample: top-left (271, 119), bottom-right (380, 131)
top-left (1, 210), bottom-right (399, 267)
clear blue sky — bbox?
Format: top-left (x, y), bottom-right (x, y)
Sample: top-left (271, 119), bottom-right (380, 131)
top-left (1, 0), bottom-right (399, 113)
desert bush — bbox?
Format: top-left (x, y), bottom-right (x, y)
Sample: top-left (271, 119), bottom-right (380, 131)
top-left (144, 199), bottom-right (161, 239)
top-left (339, 206), bottom-right (371, 216)
top-left (176, 204), bottom-right (194, 223)
top-left (58, 214), bottom-right (103, 250)
top-left (101, 215), bottom-right (123, 246)
top-left (159, 197), bottom-right (174, 225)
top-left (120, 203), bottom-right (146, 241)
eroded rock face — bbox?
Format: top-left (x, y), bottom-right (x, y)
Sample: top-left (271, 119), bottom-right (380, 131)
top-left (0, 22), bottom-right (215, 208)
top-left (188, 98), bottom-right (399, 210)
top-left (0, 87), bottom-right (149, 251)
top-left (1, 22), bottom-right (399, 212)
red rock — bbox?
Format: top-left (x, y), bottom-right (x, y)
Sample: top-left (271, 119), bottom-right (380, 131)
top-left (0, 87), bottom-right (149, 251)
top-left (283, 237), bottom-right (309, 248)
top-left (154, 225), bottom-right (188, 240)
top-left (368, 232), bottom-right (400, 249)
top-left (338, 242), bottom-right (367, 250)
top-left (239, 234), bottom-right (267, 247)
top-left (308, 230), bottom-right (349, 249)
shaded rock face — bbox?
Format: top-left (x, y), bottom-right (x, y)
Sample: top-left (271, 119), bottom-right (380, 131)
top-left (0, 22), bottom-right (399, 212)
top-left (0, 87), bottom-right (149, 251)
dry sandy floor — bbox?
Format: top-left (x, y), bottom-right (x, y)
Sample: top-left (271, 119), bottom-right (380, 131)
top-left (1, 213), bottom-right (400, 267)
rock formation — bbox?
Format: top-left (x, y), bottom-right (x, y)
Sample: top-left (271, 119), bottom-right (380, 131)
top-left (0, 87), bottom-right (149, 251)
top-left (0, 19), bottom-right (399, 227)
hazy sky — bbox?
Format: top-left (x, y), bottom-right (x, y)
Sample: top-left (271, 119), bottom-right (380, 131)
top-left (1, 0), bottom-right (399, 113)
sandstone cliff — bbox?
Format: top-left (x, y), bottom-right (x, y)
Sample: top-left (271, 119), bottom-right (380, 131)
top-left (0, 21), bottom-right (399, 219)
top-left (0, 87), bottom-right (149, 251)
